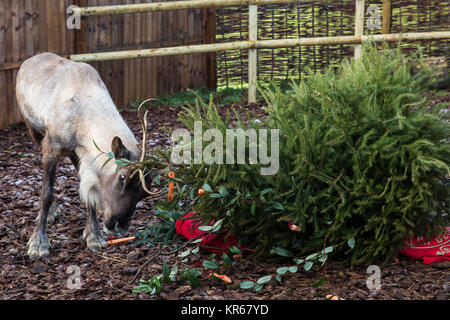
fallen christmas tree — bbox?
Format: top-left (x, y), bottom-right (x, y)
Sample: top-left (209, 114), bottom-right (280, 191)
top-left (140, 44), bottom-right (449, 266)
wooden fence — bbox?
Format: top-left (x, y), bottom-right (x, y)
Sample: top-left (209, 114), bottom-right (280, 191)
top-left (1, 0), bottom-right (448, 129)
top-left (215, 0), bottom-right (449, 88)
top-left (0, 0), bottom-right (216, 129)
top-left (70, 0), bottom-right (450, 103)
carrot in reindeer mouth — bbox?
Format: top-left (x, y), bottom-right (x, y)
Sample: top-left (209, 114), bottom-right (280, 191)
top-left (168, 171), bottom-right (175, 202)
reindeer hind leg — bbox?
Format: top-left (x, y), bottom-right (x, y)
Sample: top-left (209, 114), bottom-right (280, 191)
top-left (24, 120), bottom-right (44, 145)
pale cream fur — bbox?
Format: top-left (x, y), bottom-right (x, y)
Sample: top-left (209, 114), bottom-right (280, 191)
top-left (16, 52), bottom-right (140, 210)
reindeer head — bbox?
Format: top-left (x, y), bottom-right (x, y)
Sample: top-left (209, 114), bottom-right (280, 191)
top-left (101, 136), bottom-right (148, 237)
top-left (101, 99), bottom-right (158, 237)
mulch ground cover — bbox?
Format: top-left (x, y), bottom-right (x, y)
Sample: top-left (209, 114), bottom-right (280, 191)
top-left (0, 99), bottom-right (449, 300)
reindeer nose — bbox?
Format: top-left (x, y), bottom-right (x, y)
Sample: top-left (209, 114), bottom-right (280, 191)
top-left (114, 222), bottom-right (128, 237)
top-left (103, 223), bottom-right (115, 236)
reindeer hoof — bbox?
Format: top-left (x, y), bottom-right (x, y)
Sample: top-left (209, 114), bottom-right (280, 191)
top-left (83, 230), bottom-right (107, 252)
top-left (26, 232), bottom-right (51, 259)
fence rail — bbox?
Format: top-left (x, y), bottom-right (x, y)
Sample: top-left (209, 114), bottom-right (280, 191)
top-left (72, 0), bottom-right (331, 16)
top-left (71, 0), bottom-right (450, 103)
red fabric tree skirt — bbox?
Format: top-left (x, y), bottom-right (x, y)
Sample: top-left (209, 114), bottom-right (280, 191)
top-left (175, 212), bottom-right (245, 253)
top-left (176, 212), bottom-right (450, 264)
top-left (399, 227), bottom-right (450, 264)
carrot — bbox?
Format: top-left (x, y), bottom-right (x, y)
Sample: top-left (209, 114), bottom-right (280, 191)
top-left (213, 273), bottom-right (232, 284)
top-left (288, 222), bottom-right (302, 232)
top-left (326, 294), bottom-right (345, 300)
top-left (168, 182), bottom-right (174, 202)
top-left (107, 236), bottom-right (136, 245)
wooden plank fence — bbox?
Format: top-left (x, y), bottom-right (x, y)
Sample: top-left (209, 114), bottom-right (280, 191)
top-left (0, 0), bottom-right (216, 129)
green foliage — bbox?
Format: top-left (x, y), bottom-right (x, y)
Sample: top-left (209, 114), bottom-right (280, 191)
top-left (172, 44), bottom-right (450, 266)
top-left (130, 87), bottom-right (247, 110)
top-left (135, 204), bottom-right (184, 246)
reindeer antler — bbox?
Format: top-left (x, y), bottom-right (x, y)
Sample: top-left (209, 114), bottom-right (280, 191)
top-left (137, 99), bottom-right (164, 196)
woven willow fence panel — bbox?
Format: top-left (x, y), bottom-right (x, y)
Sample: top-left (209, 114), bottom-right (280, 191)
top-left (216, 0), bottom-right (449, 88)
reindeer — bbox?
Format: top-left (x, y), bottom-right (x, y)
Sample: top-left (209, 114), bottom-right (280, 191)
top-left (16, 52), bottom-right (153, 259)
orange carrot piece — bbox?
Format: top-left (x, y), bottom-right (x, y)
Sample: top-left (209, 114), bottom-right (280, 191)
top-left (289, 223), bottom-right (302, 232)
top-left (107, 236), bottom-right (136, 245)
top-left (213, 273), bottom-right (232, 284)
top-left (168, 182), bottom-right (174, 202)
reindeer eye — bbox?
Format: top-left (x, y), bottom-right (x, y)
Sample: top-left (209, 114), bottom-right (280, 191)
top-left (118, 174), bottom-right (127, 188)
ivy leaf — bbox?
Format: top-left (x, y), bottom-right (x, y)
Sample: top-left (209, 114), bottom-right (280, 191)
top-left (275, 274), bottom-right (282, 283)
top-left (324, 246), bottom-right (334, 254)
top-left (169, 265), bottom-right (178, 282)
top-left (162, 262), bottom-right (170, 283)
top-left (178, 249), bottom-right (191, 258)
top-left (218, 187), bottom-right (228, 197)
top-left (304, 261), bottom-right (314, 271)
top-left (305, 253), bottom-right (319, 261)
top-left (293, 258), bottom-right (304, 265)
top-left (202, 259), bottom-right (219, 270)
top-left (210, 193), bottom-right (223, 199)
top-left (223, 254), bottom-right (232, 268)
top-left (261, 188), bottom-right (273, 195)
top-left (254, 283), bottom-right (264, 292)
top-left (202, 184), bottom-right (213, 193)
top-left (240, 281), bottom-right (255, 289)
top-left (276, 267), bottom-right (288, 275)
top-left (257, 275), bottom-right (272, 284)
top-left (211, 219), bottom-right (223, 233)
top-left (271, 247), bottom-right (293, 257)
top-left (186, 269), bottom-right (201, 287)
top-left (348, 238), bottom-right (356, 249)
top-left (228, 246), bottom-right (242, 254)
top-left (288, 266), bottom-right (298, 273)
top-left (272, 201), bottom-right (284, 210)
top-left (318, 254), bottom-right (328, 264)
top-left (198, 225), bottom-right (213, 232)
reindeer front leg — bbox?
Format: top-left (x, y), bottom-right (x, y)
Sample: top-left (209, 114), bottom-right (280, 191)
top-left (27, 136), bottom-right (59, 259)
top-left (82, 202), bottom-right (107, 251)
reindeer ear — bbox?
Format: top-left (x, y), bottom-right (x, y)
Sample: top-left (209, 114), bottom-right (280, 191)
top-left (111, 136), bottom-right (130, 159)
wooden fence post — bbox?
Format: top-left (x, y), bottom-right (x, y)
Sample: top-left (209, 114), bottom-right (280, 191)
top-left (248, 1), bottom-right (258, 103)
top-left (74, 0), bottom-right (87, 54)
top-left (203, 8), bottom-right (217, 90)
top-left (354, 0), bottom-right (365, 59)
top-left (382, 0), bottom-right (392, 35)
